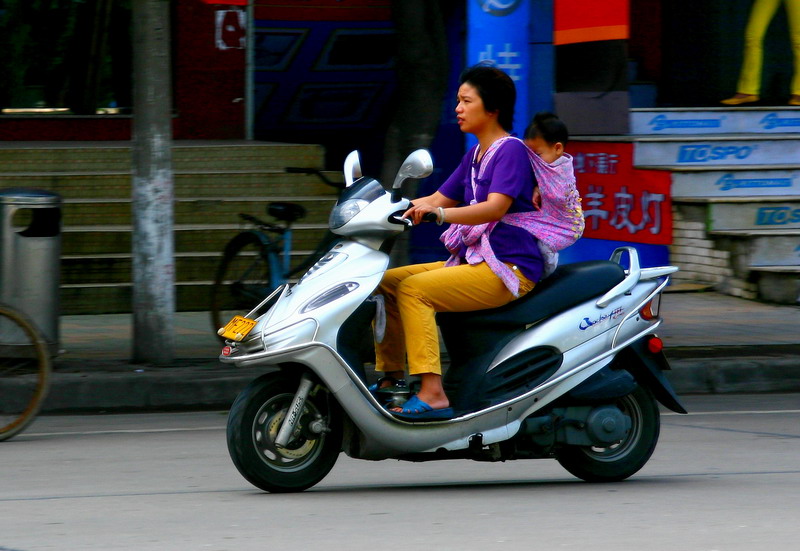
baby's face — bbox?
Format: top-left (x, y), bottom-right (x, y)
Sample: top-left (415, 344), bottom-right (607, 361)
top-left (525, 136), bottom-right (562, 164)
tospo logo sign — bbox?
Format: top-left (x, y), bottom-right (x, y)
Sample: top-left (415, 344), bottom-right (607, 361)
top-left (755, 206), bottom-right (800, 226)
top-left (677, 144), bottom-right (757, 163)
top-left (478, 0), bottom-right (523, 16)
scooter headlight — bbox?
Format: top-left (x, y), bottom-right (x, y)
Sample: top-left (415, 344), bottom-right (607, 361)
top-left (329, 177), bottom-right (387, 229)
top-left (329, 199), bottom-right (369, 229)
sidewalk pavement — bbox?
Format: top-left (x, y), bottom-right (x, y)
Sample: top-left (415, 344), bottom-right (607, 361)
top-left (33, 290), bottom-right (800, 412)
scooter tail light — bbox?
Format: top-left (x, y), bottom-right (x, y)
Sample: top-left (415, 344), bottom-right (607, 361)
top-left (639, 294), bottom-right (662, 320)
top-left (647, 335), bottom-right (664, 354)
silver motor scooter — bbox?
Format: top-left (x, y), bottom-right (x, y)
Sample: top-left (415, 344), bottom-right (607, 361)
top-left (219, 149), bottom-right (687, 493)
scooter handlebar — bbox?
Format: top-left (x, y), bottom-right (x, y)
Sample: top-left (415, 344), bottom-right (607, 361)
top-left (388, 202), bottom-right (438, 226)
top-left (421, 212), bottom-right (439, 224)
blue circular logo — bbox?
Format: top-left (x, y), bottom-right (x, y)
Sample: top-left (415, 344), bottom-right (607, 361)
top-left (479, 0), bottom-right (522, 16)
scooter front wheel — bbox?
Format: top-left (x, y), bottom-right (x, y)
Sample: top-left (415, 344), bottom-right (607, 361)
top-left (227, 371), bottom-right (343, 493)
top-left (556, 385), bottom-right (660, 482)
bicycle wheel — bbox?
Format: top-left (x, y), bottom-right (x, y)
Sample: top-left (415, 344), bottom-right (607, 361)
top-left (210, 232), bottom-right (274, 334)
top-left (0, 303), bottom-right (52, 442)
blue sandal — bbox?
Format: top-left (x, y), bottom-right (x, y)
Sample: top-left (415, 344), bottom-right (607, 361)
top-left (391, 395), bottom-right (454, 420)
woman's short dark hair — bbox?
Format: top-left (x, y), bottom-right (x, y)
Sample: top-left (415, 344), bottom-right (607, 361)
top-left (459, 64), bottom-right (516, 132)
top-left (524, 111), bottom-right (569, 146)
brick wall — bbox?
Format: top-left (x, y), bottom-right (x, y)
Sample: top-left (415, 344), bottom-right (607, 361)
top-left (669, 205), bottom-right (758, 299)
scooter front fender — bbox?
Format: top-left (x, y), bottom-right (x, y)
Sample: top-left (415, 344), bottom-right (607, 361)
top-left (613, 339), bottom-right (688, 414)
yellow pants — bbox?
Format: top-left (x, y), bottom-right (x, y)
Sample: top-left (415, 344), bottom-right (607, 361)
top-left (737, 0), bottom-right (800, 96)
top-left (374, 261), bottom-right (535, 376)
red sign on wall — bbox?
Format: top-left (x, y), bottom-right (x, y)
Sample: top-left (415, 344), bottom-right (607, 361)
top-left (554, 0), bottom-right (629, 45)
top-left (569, 141), bottom-right (672, 245)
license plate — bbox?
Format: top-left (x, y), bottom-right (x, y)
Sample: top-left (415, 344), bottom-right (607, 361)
top-left (218, 315), bottom-right (257, 342)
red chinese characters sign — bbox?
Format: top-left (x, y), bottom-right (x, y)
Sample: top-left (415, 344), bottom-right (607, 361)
top-left (569, 141), bottom-right (672, 245)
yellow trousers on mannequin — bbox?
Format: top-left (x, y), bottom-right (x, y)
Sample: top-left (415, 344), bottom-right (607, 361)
top-left (374, 261), bottom-right (535, 377)
top-left (737, 0), bottom-right (800, 96)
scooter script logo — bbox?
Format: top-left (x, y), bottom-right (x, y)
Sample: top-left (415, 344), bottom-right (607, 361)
top-left (677, 144), bottom-right (757, 163)
top-left (579, 307), bottom-right (624, 331)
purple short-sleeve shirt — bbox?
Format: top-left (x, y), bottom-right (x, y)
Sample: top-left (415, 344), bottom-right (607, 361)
top-left (439, 139), bottom-right (544, 283)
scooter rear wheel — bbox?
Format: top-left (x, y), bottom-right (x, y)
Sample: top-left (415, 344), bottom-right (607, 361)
top-left (556, 385), bottom-right (660, 482)
top-left (227, 371), bottom-right (343, 493)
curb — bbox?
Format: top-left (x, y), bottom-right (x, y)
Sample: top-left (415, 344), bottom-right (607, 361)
top-left (19, 352), bottom-right (799, 414)
top-left (668, 356), bottom-right (800, 395)
top-left (39, 362), bottom-right (274, 413)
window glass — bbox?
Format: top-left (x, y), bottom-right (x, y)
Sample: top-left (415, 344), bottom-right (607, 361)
top-left (0, 0), bottom-right (131, 115)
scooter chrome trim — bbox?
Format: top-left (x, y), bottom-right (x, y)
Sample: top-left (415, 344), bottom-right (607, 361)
top-left (596, 247), bottom-right (641, 308)
top-left (611, 276), bottom-right (671, 349)
top-left (244, 283), bottom-right (289, 320)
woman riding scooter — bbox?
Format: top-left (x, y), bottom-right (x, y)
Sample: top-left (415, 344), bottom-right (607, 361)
top-left (374, 65), bottom-right (548, 419)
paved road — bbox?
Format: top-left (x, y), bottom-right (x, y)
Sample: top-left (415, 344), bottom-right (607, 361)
top-left (2, 394), bottom-right (799, 550)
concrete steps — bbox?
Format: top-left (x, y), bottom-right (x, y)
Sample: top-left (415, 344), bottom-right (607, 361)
top-left (0, 141), bottom-right (339, 314)
top-left (0, 141), bottom-right (324, 172)
top-left (61, 224), bottom-right (330, 254)
top-left (58, 197), bottom-right (335, 226)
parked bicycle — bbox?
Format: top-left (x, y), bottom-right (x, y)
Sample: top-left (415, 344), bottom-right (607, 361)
top-left (0, 302), bottom-right (52, 441)
top-left (209, 167), bottom-right (344, 334)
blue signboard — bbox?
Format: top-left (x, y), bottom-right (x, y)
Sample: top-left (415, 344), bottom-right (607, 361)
top-left (467, 0), bottom-right (532, 140)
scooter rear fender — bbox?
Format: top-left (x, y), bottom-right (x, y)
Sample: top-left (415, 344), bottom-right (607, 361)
top-left (612, 339), bottom-right (688, 414)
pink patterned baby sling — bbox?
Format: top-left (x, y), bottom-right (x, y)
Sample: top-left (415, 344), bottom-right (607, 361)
top-left (440, 136), bottom-right (584, 296)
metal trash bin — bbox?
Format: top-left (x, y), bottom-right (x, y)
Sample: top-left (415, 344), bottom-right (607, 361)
top-left (0, 188), bottom-right (62, 352)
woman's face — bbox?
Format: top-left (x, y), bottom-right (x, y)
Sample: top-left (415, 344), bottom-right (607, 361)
top-left (455, 82), bottom-right (496, 135)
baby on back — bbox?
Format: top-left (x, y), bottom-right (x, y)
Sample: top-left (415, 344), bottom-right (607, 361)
top-left (522, 112), bottom-right (585, 277)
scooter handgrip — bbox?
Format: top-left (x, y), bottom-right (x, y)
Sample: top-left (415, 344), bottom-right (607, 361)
top-left (422, 212), bottom-right (438, 223)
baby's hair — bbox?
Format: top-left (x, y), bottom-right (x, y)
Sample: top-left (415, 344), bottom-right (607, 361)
top-left (525, 112), bottom-right (569, 146)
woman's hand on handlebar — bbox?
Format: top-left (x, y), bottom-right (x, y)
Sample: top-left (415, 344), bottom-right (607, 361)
top-left (402, 191), bottom-right (458, 225)
top-left (403, 202), bottom-right (439, 225)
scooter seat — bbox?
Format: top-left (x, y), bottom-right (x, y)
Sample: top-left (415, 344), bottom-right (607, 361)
top-left (438, 260), bottom-right (625, 329)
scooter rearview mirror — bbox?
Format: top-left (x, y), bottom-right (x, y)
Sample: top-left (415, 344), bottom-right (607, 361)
top-left (391, 149), bottom-right (433, 202)
top-left (343, 150), bottom-right (362, 187)
top-left (392, 149), bottom-right (433, 189)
